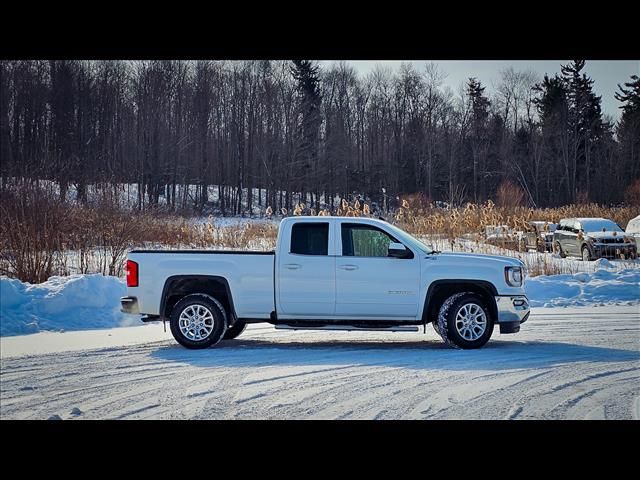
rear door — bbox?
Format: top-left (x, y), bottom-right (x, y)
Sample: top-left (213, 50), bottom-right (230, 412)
top-left (335, 222), bottom-right (421, 319)
top-left (277, 220), bottom-right (336, 317)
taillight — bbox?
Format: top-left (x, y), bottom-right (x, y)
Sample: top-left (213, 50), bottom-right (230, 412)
top-left (126, 259), bottom-right (139, 287)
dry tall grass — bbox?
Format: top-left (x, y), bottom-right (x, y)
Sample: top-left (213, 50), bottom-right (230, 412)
top-left (393, 199), bottom-right (637, 240)
top-left (0, 185), bottom-right (279, 282)
top-left (263, 196), bottom-right (639, 277)
top-left (1, 184), bottom-right (636, 283)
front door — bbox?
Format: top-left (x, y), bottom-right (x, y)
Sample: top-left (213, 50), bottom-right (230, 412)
top-left (335, 223), bottom-right (420, 319)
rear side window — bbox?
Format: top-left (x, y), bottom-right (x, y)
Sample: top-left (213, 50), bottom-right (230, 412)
top-left (290, 223), bottom-right (329, 255)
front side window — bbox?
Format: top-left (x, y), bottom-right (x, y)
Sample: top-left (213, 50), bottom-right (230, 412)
top-left (290, 223), bottom-right (329, 255)
top-left (341, 224), bottom-right (397, 257)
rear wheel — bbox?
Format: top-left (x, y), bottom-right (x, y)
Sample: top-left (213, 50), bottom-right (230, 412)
top-left (435, 292), bottom-right (494, 349)
top-left (222, 320), bottom-right (247, 340)
top-left (169, 294), bottom-right (227, 349)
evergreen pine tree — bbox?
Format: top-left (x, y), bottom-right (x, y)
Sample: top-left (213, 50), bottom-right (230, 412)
top-left (615, 75), bottom-right (640, 187)
top-left (560, 60), bottom-right (604, 201)
top-left (290, 60), bottom-right (322, 199)
top-left (466, 77), bottom-right (490, 202)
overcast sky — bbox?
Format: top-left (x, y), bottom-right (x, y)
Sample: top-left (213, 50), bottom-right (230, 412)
top-left (319, 60), bottom-right (639, 120)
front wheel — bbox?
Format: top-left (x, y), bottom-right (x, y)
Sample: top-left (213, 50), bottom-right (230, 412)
top-left (435, 292), bottom-right (494, 349)
top-left (170, 294), bottom-right (227, 349)
top-left (581, 246), bottom-right (592, 261)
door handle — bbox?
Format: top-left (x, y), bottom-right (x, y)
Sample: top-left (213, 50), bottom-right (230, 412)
top-left (338, 264), bottom-right (359, 271)
top-left (284, 263), bottom-right (301, 270)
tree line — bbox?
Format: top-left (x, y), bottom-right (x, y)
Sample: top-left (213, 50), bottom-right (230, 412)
top-left (1, 59), bottom-right (638, 214)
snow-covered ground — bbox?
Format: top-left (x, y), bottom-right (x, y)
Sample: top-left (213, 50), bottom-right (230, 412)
top-left (1, 245), bottom-right (638, 419)
top-left (1, 305), bottom-right (638, 420)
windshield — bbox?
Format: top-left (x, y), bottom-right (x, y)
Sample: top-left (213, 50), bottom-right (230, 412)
top-left (580, 219), bottom-right (623, 233)
top-left (384, 222), bottom-right (434, 254)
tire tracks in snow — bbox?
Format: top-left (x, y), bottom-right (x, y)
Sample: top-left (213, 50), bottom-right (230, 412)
top-left (1, 308), bottom-right (639, 419)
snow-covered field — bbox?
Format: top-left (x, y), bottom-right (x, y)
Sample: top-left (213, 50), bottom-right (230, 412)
top-left (1, 305), bottom-right (638, 420)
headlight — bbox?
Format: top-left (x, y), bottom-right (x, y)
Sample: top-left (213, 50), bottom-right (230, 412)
top-left (504, 266), bottom-right (523, 287)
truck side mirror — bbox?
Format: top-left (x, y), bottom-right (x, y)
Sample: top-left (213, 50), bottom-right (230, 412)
top-left (388, 242), bottom-right (410, 258)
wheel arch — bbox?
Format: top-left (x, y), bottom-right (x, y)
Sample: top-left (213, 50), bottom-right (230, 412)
top-left (160, 275), bottom-right (237, 325)
top-left (422, 280), bottom-right (498, 325)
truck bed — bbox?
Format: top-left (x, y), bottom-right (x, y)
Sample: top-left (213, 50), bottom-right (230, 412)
top-left (130, 250), bottom-right (274, 255)
top-left (128, 250), bottom-right (275, 318)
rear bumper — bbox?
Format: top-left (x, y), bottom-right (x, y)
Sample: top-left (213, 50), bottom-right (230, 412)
top-left (120, 296), bottom-right (140, 314)
top-left (495, 295), bottom-right (529, 334)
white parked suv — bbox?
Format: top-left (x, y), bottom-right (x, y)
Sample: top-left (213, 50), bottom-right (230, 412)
top-left (121, 217), bottom-right (530, 349)
top-left (626, 215), bottom-right (640, 243)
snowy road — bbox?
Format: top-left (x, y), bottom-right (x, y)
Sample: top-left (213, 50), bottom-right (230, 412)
top-left (1, 306), bottom-right (639, 420)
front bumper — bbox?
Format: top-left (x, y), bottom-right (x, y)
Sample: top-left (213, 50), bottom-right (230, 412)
top-left (495, 295), bottom-right (530, 334)
top-left (590, 243), bottom-right (636, 259)
top-left (120, 296), bottom-right (140, 314)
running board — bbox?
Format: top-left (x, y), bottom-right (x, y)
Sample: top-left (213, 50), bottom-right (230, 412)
top-left (275, 325), bottom-right (420, 332)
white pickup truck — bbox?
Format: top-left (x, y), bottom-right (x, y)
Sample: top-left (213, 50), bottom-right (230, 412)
top-left (121, 216), bottom-right (530, 349)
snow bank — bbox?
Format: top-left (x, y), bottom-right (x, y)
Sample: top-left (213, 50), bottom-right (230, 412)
top-left (0, 274), bottom-right (138, 336)
top-left (525, 268), bottom-right (640, 307)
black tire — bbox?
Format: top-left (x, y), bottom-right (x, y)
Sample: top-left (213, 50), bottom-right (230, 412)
top-left (435, 292), bottom-right (494, 349)
top-left (222, 320), bottom-right (247, 340)
top-left (581, 245), bottom-right (592, 262)
top-left (555, 241), bottom-right (566, 258)
top-left (169, 293), bottom-right (227, 349)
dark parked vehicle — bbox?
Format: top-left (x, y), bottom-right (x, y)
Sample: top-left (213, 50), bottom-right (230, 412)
top-left (520, 221), bottom-right (557, 252)
top-left (553, 218), bottom-right (637, 261)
